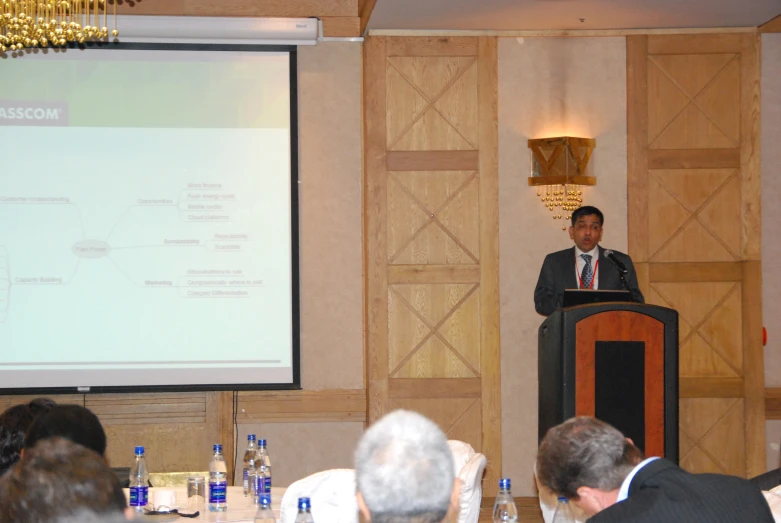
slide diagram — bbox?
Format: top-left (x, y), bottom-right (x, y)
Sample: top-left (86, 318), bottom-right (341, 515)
top-left (0, 182), bottom-right (272, 323)
top-left (0, 127), bottom-right (293, 370)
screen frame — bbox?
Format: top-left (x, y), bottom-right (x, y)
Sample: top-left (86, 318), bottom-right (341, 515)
top-left (0, 42), bottom-right (302, 395)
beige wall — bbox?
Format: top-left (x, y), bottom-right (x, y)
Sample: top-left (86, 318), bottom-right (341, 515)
top-left (298, 42), bottom-right (365, 391)
top-left (235, 421), bottom-right (364, 487)
top-left (498, 36), bottom-right (628, 495)
top-left (233, 42), bottom-right (365, 485)
top-left (763, 33), bottom-right (781, 470)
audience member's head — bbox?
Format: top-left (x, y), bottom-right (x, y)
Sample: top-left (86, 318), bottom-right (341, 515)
top-left (25, 404), bottom-right (107, 457)
top-left (27, 398), bottom-right (58, 417)
top-left (536, 416), bottom-right (644, 516)
top-left (0, 437), bottom-right (127, 523)
top-left (354, 409), bottom-right (458, 523)
top-left (0, 398), bottom-right (56, 476)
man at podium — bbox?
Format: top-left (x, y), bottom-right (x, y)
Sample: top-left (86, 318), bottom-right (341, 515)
top-left (534, 206), bottom-right (644, 316)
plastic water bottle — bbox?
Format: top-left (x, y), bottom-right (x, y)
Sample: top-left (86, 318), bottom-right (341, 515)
top-left (294, 497), bottom-right (315, 523)
top-left (253, 438), bottom-right (272, 504)
top-left (254, 493), bottom-right (276, 523)
top-left (208, 443), bottom-right (228, 512)
top-left (552, 497), bottom-right (575, 523)
top-left (493, 478), bottom-right (518, 523)
top-left (243, 434), bottom-right (258, 497)
top-left (129, 446), bottom-right (149, 513)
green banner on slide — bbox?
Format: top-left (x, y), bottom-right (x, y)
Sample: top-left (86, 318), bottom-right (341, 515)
top-left (0, 51), bottom-right (291, 128)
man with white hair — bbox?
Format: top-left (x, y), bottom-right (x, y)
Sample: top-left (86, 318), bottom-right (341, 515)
top-left (354, 410), bottom-right (460, 523)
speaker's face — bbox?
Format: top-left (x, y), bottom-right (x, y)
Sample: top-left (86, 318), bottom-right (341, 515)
top-left (569, 214), bottom-right (603, 252)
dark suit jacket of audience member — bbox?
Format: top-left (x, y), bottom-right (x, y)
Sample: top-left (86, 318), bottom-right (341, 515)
top-left (589, 458), bottom-right (773, 523)
top-left (534, 246), bottom-right (644, 316)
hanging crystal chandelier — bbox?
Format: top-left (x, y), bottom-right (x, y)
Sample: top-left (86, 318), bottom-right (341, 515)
top-left (0, 0), bottom-right (118, 53)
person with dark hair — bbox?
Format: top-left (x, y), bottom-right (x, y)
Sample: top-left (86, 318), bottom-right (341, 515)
top-left (0, 437), bottom-right (128, 523)
top-left (0, 398), bottom-right (56, 476)
top-left (534, 205), bottom-right (644, 316)
top-left (27, 397), bottom-right (57, 417)
top-left (536, 417), bottom-right (773, 522)
top-left (25, 404), bottom-right (107, 457)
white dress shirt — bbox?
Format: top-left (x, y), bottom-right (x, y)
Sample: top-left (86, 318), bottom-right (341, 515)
top-left (617, 457), bottom-right (660, 503)
top-left (574, 246), bottom-right (600, 289)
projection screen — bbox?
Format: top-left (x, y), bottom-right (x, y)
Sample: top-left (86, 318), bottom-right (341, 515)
top-left (0, 46), bottom-right (300, 391)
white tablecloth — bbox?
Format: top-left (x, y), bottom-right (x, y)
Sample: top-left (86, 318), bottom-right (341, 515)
top-left (125, 486), bottom-right (286, 522)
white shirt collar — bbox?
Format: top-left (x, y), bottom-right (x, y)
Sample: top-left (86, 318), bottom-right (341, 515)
top-left (575, 245), bottom-right (600, 260)
top-left (617, 457), bottom-right (659, 502)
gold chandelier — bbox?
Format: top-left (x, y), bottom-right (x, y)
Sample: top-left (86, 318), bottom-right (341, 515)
top-left (0, 0), bottom-right (118, 53)
top-left (528, 136), bottom-right (597, 230)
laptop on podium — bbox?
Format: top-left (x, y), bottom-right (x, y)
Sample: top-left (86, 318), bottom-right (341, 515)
top-left (562, 289), bottom-right (633, 308)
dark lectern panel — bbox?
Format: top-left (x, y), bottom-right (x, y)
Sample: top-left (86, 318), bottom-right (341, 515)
top-left (538, 303), bottom-right (678, 462)
top-left (595, 341), bottom-right (646, 452)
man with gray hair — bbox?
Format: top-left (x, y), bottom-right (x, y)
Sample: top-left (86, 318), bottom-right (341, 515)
top-left (354, 410), bottom-right (459, 523)
top-left (536, 416), bottom-right (773, 522)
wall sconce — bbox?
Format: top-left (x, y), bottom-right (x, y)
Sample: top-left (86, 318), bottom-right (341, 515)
top-left (528, 137), bottom-right (597, 230)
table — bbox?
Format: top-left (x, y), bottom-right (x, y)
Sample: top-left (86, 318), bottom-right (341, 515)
top-left (124, 486), bottom-right (286, 522)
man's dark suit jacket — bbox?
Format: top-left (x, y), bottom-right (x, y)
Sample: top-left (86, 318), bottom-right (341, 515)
top-left (589, 458), bottom-right (774, 523)
top-left (534, 245), bottom-right (644, 316)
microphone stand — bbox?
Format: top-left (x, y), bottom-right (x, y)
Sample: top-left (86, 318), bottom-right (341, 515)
top-left (606, 253), bottom-right (633, 297)
top-left (618, 269), bottom-right (631, 293)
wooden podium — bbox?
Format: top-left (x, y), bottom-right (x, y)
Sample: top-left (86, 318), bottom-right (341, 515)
top-left (538, 303), bottom-right (679, 461)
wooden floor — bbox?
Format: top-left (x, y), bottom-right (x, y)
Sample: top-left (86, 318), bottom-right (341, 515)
top-left (478, 497), bottom-right (544, 523)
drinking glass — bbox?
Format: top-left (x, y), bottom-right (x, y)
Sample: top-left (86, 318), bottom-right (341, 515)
top-left (186, 476), bottom-right (206, 511)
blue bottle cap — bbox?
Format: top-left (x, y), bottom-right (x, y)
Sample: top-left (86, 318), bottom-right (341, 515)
top-left (557, 496), bottom-right (568, 502)
top-left (499, 478), bottom-right (511, 490)
top-left (258, 438), bottom-right (267, 447)
top-left (298, 497), bottom-right (311, 510)
top-left (259, 494), bottom-right (271, 506)
top-left (213, 443), bottom-right (223, 452)
top-left (134, 446), bottom-right (145, 455)
top-left (248, 434), bottom-right (256, 441)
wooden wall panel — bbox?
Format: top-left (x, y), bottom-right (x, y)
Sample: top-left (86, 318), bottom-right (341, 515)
top-left (364, 35), bottom-right (501, 494)
top-left (359, 0), bottom-right (378, 35)
top-left (94, 392), bottom-right (234, 478)
top-left (759, 15), bottom-right (781, 34)
top-left (364, 35), bottom-right (390, 426)
top-left (765, 388), bottom-right (781, 419)
top-left (477, 37), bottom-right (502, 492)
top-left (627, 33), bottom-right (764, 477)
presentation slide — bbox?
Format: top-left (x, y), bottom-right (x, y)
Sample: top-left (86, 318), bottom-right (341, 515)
top-left (0, 48), bottom-right (297, 389)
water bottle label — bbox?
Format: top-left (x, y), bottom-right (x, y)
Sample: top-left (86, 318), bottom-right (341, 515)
top-left (243, 469), bottom-right (249, 491)
top-left (254, 475), bottom-right (262, 496)
top-left (264, 475), bottom-right (272, 493)
top-left (209, 480), bottom-right (227, 503)
top-left (129, 486), bottom-right (148, 507)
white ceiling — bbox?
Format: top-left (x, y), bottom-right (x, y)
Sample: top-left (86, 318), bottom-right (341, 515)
top-left (368, 0), bottom-right (781, 31)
